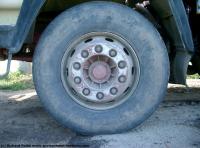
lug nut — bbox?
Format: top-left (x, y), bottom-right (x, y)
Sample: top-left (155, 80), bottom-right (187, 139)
top-left (109, 49), bottom-right (117, 57)
top-left (118, 75), bottom-right (127, 83)
top-left (83, 88), bottom-right (90, 96)
top-left (118, 61), bottom-right (127, 69)
top-left (81, 50), bottom-right (89, 58)
top-left (73, 62), bottom-right (81, 70)
top-left (110, 87), bottom-right (118, 95)
top-left (74, 77), bottom-right (81, 84)
top-left (96, 92), bottom-right (104, 100)
top-left (95, 45), bottom-right (103, 53)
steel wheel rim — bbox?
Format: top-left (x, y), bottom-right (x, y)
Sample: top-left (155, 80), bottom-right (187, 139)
top-left (61, 32), bottom-right (140, 110)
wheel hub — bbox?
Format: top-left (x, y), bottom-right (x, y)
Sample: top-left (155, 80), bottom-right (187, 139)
top-left (89, 61), bottom-right (111, 83)
top-left (61, 32), bottom-right (140, 110)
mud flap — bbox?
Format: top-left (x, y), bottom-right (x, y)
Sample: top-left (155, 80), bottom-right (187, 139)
top-left (149, 0), bottom-right (194, 85)
top-left (170, 51), bottom-right (191, 85)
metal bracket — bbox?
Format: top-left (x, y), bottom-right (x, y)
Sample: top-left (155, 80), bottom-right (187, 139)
top-left (0, 52), bottom-right (12, 79)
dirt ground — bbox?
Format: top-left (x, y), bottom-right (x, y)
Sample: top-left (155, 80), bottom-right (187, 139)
top-left (0, 79), bottom-right (200, 147)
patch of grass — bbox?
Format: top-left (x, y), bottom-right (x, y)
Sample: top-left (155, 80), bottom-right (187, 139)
top-left (187, 73), bottom-right (200, 79)
top-left (0, 71), bottom-right (34, 91)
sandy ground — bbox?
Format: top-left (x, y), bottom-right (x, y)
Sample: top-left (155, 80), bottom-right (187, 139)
top-left (0, 79), bottom-right (199, 147)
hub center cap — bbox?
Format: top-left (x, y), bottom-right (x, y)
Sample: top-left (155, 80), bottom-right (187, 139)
top-left (92, 63), bottom-right (108, 80)
top-left (89, 62), bottom-right (111, 83)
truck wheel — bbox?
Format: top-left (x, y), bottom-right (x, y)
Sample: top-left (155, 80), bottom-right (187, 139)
top-left (33, 2), bottom-right (169, 135)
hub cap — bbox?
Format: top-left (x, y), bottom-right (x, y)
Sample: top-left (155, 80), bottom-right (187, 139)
top-left (61, 32), bottom-right (140, 110)
top-left (89, 61), bottom-right (111, 83)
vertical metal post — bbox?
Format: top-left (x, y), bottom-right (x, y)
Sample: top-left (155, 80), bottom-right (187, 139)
top-left (0, 52), bottom-right (12, 79)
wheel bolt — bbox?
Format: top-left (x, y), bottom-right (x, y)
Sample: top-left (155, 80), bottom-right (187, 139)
top-left (73, 62), bottom-right (81, 70)
top-left (95, 45), bottom-right (103, 53)
top-left (81, 50), bottom-right (89, 58)
top-left (96, 92), bottom-right (104, 100)
top-left (118, 61), bottom-right (127, 69)
top-left (118, 75), bottom-right (127, 83)
top-left (109, 49), bottom-right (117, 57)
top-left (110, 87), bottom-right (118, 95)
top-left (74, 77), bottom-right (81, 84)
top-left (83, 88), bottom-right (90, 96)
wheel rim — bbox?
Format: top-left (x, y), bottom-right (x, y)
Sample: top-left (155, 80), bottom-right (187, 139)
top-left (61, 32), bottom-right (140, 110)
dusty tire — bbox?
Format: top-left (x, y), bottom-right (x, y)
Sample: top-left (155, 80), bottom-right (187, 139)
top-left (33, 2), bottom-right (169, 135)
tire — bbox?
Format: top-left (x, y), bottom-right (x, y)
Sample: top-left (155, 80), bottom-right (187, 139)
top-left (33, 1), bottom-right (169, 135)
